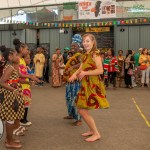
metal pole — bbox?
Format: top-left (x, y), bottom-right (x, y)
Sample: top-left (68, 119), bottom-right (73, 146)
top-left (10, 9), bottom-right (12, 24)
top-left (0, 3), bottom-right (77, 10)
top-left (36, 7), bottom-right (38, 22)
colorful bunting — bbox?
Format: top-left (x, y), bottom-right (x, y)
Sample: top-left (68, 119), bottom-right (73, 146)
top-left (117, 21), bottom-right (120, 25)
top-left (113, 21), bottom-right (117, 25)
top-left (143, 18), bottom-right (148, 23)
top-left (125, 20), bottom-right (129, 24)
top-left (121, 20), bottom-right (125, 24)
top-left (2, 17), bottom-right (150, 28)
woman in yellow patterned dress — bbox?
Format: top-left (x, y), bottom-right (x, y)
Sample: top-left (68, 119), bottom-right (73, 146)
top-left (69, 34), bottom-right (109, 142)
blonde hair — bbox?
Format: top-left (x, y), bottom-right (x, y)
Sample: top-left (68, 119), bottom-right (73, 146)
top-left (82, 34), bottom-right (97, 52)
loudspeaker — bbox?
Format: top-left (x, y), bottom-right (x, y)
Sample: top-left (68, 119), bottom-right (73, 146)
top-left (120, 28), bottom-right (125, 32)
top-left (8, 24), bottom-right (13, 31)
top-left (64, 30), bottom-right (68, 34)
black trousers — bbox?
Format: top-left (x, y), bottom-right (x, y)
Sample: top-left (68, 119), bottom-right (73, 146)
top-left (124, 69), bottom-right (132, 86)
top-left (21, 108), bottom-right (28, 123)
top-left (43, 66), bottom-right (49, 83)
top-left (105, 72), bottom-right (116, 87)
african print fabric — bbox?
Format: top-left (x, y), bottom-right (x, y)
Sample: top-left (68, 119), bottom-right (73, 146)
top-left (66, 81), bottom-right (81, 121)
top-left (76, 50), bottom-right (110, 109)
top-left (0, 64), bottom-right (24, 121)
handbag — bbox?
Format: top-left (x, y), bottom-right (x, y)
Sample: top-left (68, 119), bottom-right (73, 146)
top-left (140, 65), bottom-right (147, 70)
top-left (127, 68), bottom-right (133, 76)
top-left (0, 93), bottom-right (4, 104)
top-left (12, 99), bottom-right (19, 113)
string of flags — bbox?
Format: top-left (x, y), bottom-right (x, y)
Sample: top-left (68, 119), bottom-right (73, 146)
top-left (3, 18), bottom-right (150, 27)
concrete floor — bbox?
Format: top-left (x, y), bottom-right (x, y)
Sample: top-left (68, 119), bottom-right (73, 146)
top-left (0, 84), bottom-right (150, 150)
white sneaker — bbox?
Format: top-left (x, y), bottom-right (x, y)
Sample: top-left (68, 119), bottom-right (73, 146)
top-left (133, 84), bottom-right (137, 87)
top-left (20, 121), bottom-right (32, 126)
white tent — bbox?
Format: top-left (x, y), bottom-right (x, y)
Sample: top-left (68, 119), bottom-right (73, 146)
top-left (0, 0), bottom-right (150, 9)
top-left (0, 0), bottom-right (83, 9)
top-left (0, 0), bottom-right (150, 19)
top-left (0, 0), bottom-right (83, 19)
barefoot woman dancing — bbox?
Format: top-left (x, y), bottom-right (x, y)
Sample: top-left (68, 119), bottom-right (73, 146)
top-left (69, 33), bottom-right (109, 142)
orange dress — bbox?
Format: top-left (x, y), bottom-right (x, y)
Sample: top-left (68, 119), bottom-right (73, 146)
top-left (76, 51), bottom-right (110, 109)
top-left (51, 54), bottom-right (63, 87)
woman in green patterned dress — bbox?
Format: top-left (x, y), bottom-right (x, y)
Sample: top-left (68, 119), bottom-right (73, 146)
top-left (69, 34), bottom-right (109, 142)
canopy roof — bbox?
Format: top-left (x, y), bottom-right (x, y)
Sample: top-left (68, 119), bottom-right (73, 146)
top-left (0, 0), bottom-right (149, 9)
top-left (0, 0), bottom-right (82, 9)
top-left (0, 0), bottom-right (150, 20)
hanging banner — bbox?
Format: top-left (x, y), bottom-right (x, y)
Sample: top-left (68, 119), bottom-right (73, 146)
top-left (78, 0), bottom-right (116, 19)
top-left (86, 27), bottom-right (110, 32)
top-left (63, 16), bottom-right (73, 20)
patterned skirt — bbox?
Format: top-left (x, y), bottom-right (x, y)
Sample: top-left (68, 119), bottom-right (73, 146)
top-left (76, 76), bottom-right (110, 110)
top-left (0, 88), bottom-right (24, 121)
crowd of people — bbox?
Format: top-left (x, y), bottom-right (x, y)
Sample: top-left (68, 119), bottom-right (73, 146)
top-left (51, 46), bottom-right (150, 90)
top-left (101, 48), bottom-right (150, 89)
top-left (0, 33), bottom-right (150, 148)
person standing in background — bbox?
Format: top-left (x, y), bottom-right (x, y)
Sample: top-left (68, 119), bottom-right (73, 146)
top-left (104, 48), bottom-right (119, 89)
top-left (139, 48), bottom-right (150, 87)
top-left (117, 50), bottom-right (125, 87)
top-left (134, 48), bottom-right (142, 85)
top-left (33, 47), bottom-right (45, 87)
top-left (63, 47), bottom-right (69, 64)
top-left (51, 48), bottom-right (63, 87)
top-left (43, 48), bottom-right (50, 83)
top-left (124, 50), bottom-right (135, 89)
top-left (131, 50), bottom-right (137, 87)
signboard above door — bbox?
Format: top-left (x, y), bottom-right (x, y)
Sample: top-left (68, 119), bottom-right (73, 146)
top-left (86, 27), bottom-right (110, 32)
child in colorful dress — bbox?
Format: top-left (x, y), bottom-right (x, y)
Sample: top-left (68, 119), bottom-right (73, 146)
top-left (13, 39), bottom-right (39, 127)
top-left (19, 54), bottom-right (32, 126)
top-left (0, 48), bottom-right (24, 148)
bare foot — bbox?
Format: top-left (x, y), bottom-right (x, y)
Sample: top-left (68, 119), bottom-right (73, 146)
top-left (5, 139), bottom-right (21, 144)
top-left (81, 131), bottom-right (93, 137)
top-left (5, 141), bottom-right (22, 149)
top-left (85, 134), bottom-right (101, 142)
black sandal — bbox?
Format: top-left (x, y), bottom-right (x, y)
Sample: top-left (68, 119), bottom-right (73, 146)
top-left (63, 116), bottom-right (73, 119)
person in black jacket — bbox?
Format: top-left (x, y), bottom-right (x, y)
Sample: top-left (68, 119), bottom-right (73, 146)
top-left (42, 48), bottom-right (50, 83)
top-left (63, 47), bottom-right (70, 65)
top-left (124, 50), bottom-right (135, 89)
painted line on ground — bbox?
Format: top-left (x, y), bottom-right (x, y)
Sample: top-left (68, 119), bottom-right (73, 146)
top-left (131, 98), bottom-right (150, 128)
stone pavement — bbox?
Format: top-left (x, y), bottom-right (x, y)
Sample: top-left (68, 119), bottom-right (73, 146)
top-left (0, 84), bottom-right (150, 150)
